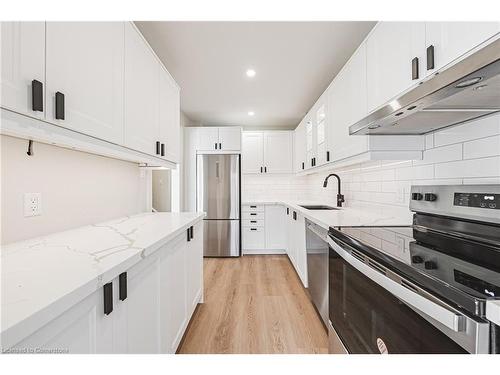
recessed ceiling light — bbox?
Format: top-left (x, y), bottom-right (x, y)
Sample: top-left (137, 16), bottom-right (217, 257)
top-left (246, 69), bottom-right (256, 78)
top-left (248, 111), bottom-right (255, 116)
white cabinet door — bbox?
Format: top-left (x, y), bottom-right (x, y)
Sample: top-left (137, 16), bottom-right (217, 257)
top-left (185, 221), bottom-right (203, 315)
top-left (425, 22), bottom-right (500, 76)
top-left (124, 23), bottom-right (159, 156)
top-left (10, 286), bottom-right (113, 354)
top-left (159, 67), bottom-right (180, 163)
top-left (241, 131), bottom-right (264, 174)
top-left (120, 253), bottom-right (161, 354)
top-left (329, 43), bottom-right (368, 162)
top-left (219, 127), bottom-right (241, 151)
top-left (263, 131), bottom-right (293, 174)
top-left (197, 127), bottom-right (219, 151)
top-left (159, 233), bottom-right (188, 353)
top-left (265, 205), bottom-right (286, 249)
top-left (305, 114), bottom-right (315, 169)
top-left (366, 22), bottom-right (426, 113)
top-left (45, 22), bottom-right (124, 144)
top-left (0, 22), bottom-right (45, 119)
top-left (314, 97), bottom-right (329, 167)
top-left (294, 121), bottom-right (306, 173)
top-left (294, 213), bottom-right (307, 288)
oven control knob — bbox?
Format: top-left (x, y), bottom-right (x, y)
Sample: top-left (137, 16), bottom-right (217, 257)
top-left (412, 193), bottom-right (423, 201)
top-left (424, 261), bottom-right (437, 270)
top-left (412, 255), bottom-right (424, 264)
top-left (424, 193), bottom-right (437, 202)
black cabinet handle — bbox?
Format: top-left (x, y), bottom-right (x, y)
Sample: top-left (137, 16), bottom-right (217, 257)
top-left (55, 92), bottom-right (65, 120)
top-left (250, 228), bottom-right (257, 231)
top-left (156, 141), bottom-right (161, 155)
top-left (187, 227), bottom-right (191, 242)
top-left (190, 226), bottom-right (194, 240)
top-left (264, 166), bottom-right (267, 173)
top-left (119, 272), bottom-right (127, 301)
top-left (103, 282), bottom-right (113, 315)
top-left (286, 207), bottom-right (289, 215)
top-left (214, 143), bottom-right (218, 150)
top-left (412, 57), bottom-right (419, 80)
top-left (426, 45), bottom-right (435, 70)
top-left (161, 143), bottom-right (165, 157)
top-left (31, 80), bottom-right (43, 112)
top-left (326, 151), bottom-right (330, 162)
top-left (260, 166), bottom-right (263, 173)
top-left (250, 220), bottom-right (257, 223)
top-left (250, 205), bottom-right (257, 208)
top-left (293, 211), bottom-right (297, 221)
top-left (219, 142), bottom-right (222, 149)
top-left (302, 162), bottom-right (305, 170)
top-left (250, 213), bottom-right (257, 216)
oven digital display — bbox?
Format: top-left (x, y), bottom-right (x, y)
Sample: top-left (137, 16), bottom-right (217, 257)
top-left (454, 192), bottom-right (499, 209)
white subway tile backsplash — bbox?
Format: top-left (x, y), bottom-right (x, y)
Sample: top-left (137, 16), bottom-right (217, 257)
top-left (425, 134), bottom-right (434, 150)
top-left (395, 164), bottom-right (434, 180)
top-left (435, 157), bottom-right (500, 179)
top-left (434, 114), bottom-right (500, 147)
top-left (463, 135), bottom-right (500, 159)
top-left (463, 177), bottom-right (500, 185)
top-left (413, 143), bottom-right (463, 165)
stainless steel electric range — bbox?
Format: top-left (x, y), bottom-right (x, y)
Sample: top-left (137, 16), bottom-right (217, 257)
top-left (327, 185), bottom-right (500, 354)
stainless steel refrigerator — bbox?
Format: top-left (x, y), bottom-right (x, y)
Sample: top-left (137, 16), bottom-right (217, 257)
top-left (196, 154), bottom-right (240, 257)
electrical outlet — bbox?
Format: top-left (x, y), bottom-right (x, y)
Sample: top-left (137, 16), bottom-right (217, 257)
top-left (24, 193), bottom-right (42, 217)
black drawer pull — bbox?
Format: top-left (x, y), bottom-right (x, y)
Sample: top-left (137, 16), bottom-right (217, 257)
top-left (119, 272), bottom-right (127, 301)
top-left (55, 92), bottom-right (65, 120)
top-left (250, 220), bottom-right (257, 223)
top-left (250, 228), bottom-right (257, 231)
top-left (250, 205), bottom-right (257, 208)
top-left (412, 57), bottom-right (419, 80)
top-left (156, 141), bottom-right (161, 155)
top-left (31, 80), bottom-right (43, 112)
top-left (250, 213), bottom-right (257, 216)
top-left (187, 228), bottom-right (191, 242)
top-left (426, 45), bottom-right (435, 70)
top-left (161, 143), bottom-right (165, 157)
top-left (190, 226), bottom-right (194, 240)
top-left (103, 282), bottom-right (113, 315)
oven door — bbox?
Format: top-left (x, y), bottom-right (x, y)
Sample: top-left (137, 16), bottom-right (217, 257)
top-left (328, 236), bottom-right (489, 354)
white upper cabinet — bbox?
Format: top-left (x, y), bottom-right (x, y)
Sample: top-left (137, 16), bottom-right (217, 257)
top-left (241, 131), bottom-right (293, 174)
top-left (424, 22), bottom-right (500, 76)
top-left (366, 22), bottom-right (426, 113)
top-left (263, 131), bottom-right (293, 174)
top-left (197, 126), bottom-right (242, 151)
top-left (1, 22), bottom-right (45, 119)
top-left (294, 120), bottom-right (306, 173)
top-left (241, 131), bottom-right (264, 174)
top-left (159, 67), bottom-right (180, 163)
top-left (45, 22), bottom-right (125, 144)
top-left (124, 23), bottom-right (159, 156)
top-left (329, 42), bottom-right (369, 162)
top-left (313, 94), bottom-right (330, 167)
top-left (218, 127), bottom-right (242, 151)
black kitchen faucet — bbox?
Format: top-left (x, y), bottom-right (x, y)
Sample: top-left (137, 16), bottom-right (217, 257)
top-left (323, 174), bottom-right (345, 207)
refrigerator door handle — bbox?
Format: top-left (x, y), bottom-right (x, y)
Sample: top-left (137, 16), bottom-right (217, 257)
top-left (215, 162), bottom-right (220, 179)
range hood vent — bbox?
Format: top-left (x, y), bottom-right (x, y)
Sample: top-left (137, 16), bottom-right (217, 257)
top-left (350, 38), bottom-right (500, 136)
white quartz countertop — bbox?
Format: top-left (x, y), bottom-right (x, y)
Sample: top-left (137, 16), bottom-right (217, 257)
top-left (242, 200), bottom-right (413, 229)
top-left (1, 212), bottom-right (205, 348)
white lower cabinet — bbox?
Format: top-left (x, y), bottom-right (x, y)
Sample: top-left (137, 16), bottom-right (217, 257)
top-left (285, 208), bottom-right (307, 287)
top-left (264, 205), bottom-right (287, 250)
top-left (242, 204), bottom-right (286, 253)
top-left (9, 221), bottom-right (204, 354)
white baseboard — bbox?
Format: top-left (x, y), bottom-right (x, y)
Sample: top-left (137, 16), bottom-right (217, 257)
top-left (242, 249), bottom-right (286, 255)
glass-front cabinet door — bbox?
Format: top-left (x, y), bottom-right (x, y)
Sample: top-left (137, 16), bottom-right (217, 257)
top-left (315, 102), bottom-right (327, 166)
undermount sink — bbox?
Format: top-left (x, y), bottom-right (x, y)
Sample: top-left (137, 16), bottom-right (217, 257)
top-left (299, 205), bottom-right (339, 210)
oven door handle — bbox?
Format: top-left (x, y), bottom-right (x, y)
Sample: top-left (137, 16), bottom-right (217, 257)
top-left (327, 237), bottom-right (467, 333)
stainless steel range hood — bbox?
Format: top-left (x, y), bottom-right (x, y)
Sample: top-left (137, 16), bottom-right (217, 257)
top-left (349, 38), bottom-right (500, 136)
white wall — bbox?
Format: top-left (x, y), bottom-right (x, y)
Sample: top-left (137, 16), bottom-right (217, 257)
top-left (152, 169), bottom-right (171, 212)
top-left (242, 114), bottom-right (500, 209)
top-left (1, 135), bottom-right (148, 244)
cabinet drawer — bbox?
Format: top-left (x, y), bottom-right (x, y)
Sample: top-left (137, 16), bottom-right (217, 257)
top-left (242, 227), bottom-right (265, 250)
top-left (242, 219), bottom-right (264, 227)
top-left (242, 212), bottom-right (264, 220)
top-left (242, 204), bottom-right (265, 213)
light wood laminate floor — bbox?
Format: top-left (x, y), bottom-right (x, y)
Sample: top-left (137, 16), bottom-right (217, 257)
top-left (178, 255), bottom-right (328, 354)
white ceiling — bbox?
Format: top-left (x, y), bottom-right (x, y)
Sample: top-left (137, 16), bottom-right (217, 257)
top-left (135, 21), bottom-right (375, 129)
